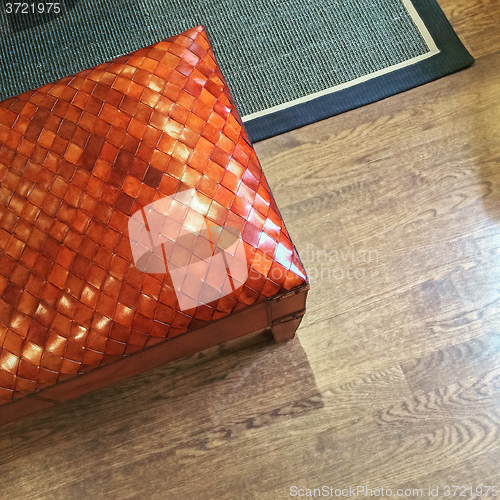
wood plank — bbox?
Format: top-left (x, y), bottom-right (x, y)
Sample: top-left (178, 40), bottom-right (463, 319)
top-left (401, 331), bottom-right (500, 395)
top-left (437, 0), bottom-right (500, 58)
top-left (0, 433), bottom-right (13, 468)
top-left (248, 367), bottom-right (500, 498)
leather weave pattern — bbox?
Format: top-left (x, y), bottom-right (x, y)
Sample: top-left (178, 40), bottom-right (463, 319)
top-left (0, 26), bottom-right (307, 404)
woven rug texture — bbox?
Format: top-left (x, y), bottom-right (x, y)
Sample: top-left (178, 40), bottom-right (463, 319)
top-left (0, 0), bottom-right (430, 118)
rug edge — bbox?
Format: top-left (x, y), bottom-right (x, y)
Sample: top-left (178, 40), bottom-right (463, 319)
top-left (245, 0), bottom-right (475, 142)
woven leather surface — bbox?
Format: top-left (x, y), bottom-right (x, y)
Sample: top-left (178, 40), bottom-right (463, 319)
top-left (0, 26), bottom-right (307, 404)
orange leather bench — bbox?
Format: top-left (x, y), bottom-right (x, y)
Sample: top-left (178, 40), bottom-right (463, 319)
top-left (0, 26), bottom-right (308, 426)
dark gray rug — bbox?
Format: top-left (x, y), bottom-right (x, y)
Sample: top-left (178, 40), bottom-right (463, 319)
top-left (0, 0), bottom-right (473, 140)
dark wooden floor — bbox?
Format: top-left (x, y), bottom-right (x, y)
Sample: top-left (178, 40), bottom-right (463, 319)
top-left (1, 0), bottom-right (499, 498)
